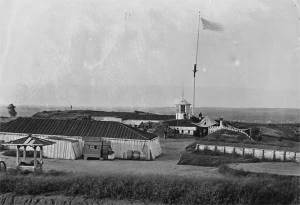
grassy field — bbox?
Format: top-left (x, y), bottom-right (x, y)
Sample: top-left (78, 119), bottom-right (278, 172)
top-left (177, 150), bottom-right (260, 167)
top-left (228, 162), bottom-right (300, 177)
top-left (0, 169), bottom-right (299, 205)
top-left (194, 127), bottom-right (300, 152)
top-left (228, 121), bottom-right (300, 141)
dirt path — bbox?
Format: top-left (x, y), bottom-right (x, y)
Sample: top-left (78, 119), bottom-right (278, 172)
top-left (0, 155), bottom-right (222, 178)
top-left (229, 162), bottom-right (300, 176)
top-left (0, 138), bottom-right (222, 178)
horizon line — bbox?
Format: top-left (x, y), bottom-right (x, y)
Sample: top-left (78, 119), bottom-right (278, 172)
top-left (0, 104), bottom-right (299, 110)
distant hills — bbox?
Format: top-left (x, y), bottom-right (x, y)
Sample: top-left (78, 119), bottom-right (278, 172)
top-left (0, 105), bottom-right (299, 123)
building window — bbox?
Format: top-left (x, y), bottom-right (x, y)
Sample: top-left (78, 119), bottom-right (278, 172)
top-left (180, 105), bottom-right (185, 112)
top-left (89, 145), bottom-right (99, 150)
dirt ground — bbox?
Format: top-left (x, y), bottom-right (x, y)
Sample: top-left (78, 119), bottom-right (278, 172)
top-left (1, 137), bottom-right (299, 177)
top-left (0, 138), bottom-right (222, 178)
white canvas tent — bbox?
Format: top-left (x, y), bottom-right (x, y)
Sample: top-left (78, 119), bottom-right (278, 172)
top-left (43, 137), bottom-right (82, 160)
top-left (0, 118), bottom-right (162, 160)
top-left (0, 133), bottom-right (82, 160)
top-left (105, 137), bottom-right (161, 160)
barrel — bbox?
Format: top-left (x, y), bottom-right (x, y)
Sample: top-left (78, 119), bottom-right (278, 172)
top-left (133, 151), bottom-right (140, 160)
top-left (127, 150), bottom-right (133, 159)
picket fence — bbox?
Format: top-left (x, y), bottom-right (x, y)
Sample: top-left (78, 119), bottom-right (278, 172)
top-left (195, 144), bottom-right (300, 162)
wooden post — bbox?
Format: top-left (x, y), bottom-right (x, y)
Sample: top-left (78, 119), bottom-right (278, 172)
top-left (214, 145), bottom-right (217, 152)
top-left (242, 147), bottom-right (245, 157)
top-left (23, 146), bottom-right (27, 161)
top-left (294, 152), bottom-right (297, 161)
top-left (33, 146), bottom-right (37, 168)
top-left (16, 146), bottom-right (20, 166)
top-left (223, 146), bottom-right (226, 154)
top-left (273, 150), bottom-right (276, 161)
top-left (233, 147), bottom-right (236, 155)
top-left (283, 151), bottom-right (286, 161)
top-left (252, 148), bottom-right (255, 157)
top-left (262, 149), bottom-right (264, 160)
top-left (40, 146), bottom-right (43, 164)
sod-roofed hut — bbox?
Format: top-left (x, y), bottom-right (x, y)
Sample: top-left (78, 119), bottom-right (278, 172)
top-left (0, 117), bottom-right (161, 160)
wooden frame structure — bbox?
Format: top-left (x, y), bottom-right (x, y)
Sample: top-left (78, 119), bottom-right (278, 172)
top-left (4, 135), bottom-right (54, 171)
top-left (83, 137), bottom-right (114, 160)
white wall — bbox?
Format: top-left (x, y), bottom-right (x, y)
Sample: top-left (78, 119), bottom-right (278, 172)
top-left (169, 126), bottom-right (196, 135)
top-left (92, 116), bottom-right (123, 122)
top-left (195, 143), bottom-right (300, 162)
top-left (0, 132), bottom-right (83, 159)
top-left (122, 119), bottom-right (161, 126)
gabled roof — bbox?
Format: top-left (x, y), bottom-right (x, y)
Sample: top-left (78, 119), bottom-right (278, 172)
top-left (194, 116), bottom-right (217, 127)
top-left (4, 135), bottom-right (54, 146)
top-left (0, 118), bottom-right (157, 140)
top-left (175, 98), bottom-right (191, 105)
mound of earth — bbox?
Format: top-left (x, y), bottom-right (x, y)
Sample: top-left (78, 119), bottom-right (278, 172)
top-left (203, 129), bottom-right (250, 143)
top-left (178, 150), bottom-right (259, 167)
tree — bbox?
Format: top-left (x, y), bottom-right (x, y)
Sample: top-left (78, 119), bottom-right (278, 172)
top-left (7, 104), bottom-right (17, 117)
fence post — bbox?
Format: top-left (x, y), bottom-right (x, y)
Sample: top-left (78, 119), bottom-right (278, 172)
top-left (242, 147), bottom-right (245, 157)
top-left (273, 150), bottom-right (276, 161)
top-left (233, 147), bottom-right (236, 155)
top-left (224, 146), bottom-right (226, 154)
top-left (215, 145), bottom-right (217, 152)
top-left (252, 148), bottom-right (255, 157)
top-left (262, 149), bottom-right (264, 160)
top-left (294, 152), bottom-right (297, 161)
top-left (284, 151), bottom-right (286, 161)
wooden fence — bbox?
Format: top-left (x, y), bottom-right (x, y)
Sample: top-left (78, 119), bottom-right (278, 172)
top-left (195, 144), bottom-right (300, 162)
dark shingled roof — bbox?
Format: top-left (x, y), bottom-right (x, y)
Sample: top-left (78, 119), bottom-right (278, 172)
top-left (0, 118), bottom-right (157, 140)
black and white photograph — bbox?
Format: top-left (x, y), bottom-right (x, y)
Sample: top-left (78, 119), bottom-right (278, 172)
top-left (0, 0), bottom-right (299, 204)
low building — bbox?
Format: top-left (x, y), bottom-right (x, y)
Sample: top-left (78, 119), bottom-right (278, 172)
top-left (0, 117), bottom-right (162, 160)
top-left (91, 116), bottom-right (123, 122)
top-left (164, 119), bottom-right (198, 135)
top-left (193, 116), bottom-right (218, 136)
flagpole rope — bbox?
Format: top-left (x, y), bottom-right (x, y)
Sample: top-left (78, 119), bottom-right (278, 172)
top-left (195, 11), bottom-right (201, 65)
top-left (193, 11), bottom-right (201, 116)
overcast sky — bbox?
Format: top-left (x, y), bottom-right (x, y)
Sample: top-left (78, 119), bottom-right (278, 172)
top-left (0, 0), bottom-right (299, 108)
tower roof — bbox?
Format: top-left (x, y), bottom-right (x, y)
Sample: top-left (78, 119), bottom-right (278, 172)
top-left (176, 98), bottom-right (191, 105)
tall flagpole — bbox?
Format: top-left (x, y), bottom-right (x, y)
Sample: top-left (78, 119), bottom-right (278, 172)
top-left (192, 11), bottom-right (201, 115)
